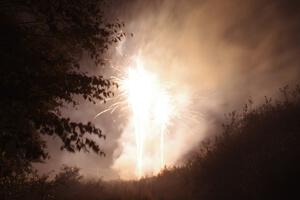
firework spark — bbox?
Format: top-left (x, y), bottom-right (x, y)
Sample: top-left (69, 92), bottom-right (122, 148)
top-left (96, 55), bottom-right (200, 179)
top-left (121, 57), bottom-right (172, 178)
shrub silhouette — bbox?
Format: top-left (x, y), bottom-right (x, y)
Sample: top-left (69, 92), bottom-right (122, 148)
top-left (135, 85), bottom-right (300, 199)
top-left (1, 86), bottom-right (299, 199)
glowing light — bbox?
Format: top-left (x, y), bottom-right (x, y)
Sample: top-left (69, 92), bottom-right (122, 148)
top-left (95, 55), bottom-right (202, 180)
top-left (121, 57), bottom-right (172, 178)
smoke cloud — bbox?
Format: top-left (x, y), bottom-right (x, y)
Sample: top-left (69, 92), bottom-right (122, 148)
top-left (36, 0), bottom-right (300, 179)
top-left (108, 0), bottom-right (300, 178)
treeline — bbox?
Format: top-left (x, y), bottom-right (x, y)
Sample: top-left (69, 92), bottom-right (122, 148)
top-left (1, 86), bottom-right (300, 199)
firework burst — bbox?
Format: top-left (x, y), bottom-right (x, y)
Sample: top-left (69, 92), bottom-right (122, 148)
top-left (95, 55), bottom-right (198, 179)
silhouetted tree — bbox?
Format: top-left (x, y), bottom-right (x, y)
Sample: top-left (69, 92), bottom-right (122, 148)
top-left (1, 85), bottom-right (300, 200)
top-left (0, 0), bottom-right (124, 176)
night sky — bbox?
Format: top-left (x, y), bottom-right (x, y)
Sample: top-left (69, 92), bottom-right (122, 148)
top-left (35, 0), bottom-right (300, 180)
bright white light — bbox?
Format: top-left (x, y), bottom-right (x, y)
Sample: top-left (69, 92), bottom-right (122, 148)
top-left (121, 57), bottom-right (172, 178)
top-left (97, 55), bottom-right (203, 180)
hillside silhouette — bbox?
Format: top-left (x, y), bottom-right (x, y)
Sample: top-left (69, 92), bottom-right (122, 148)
top-left (1, 86), bottom-right (299, 200)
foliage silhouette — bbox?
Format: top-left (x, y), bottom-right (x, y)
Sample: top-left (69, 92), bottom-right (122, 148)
top-left (0, 0), bottom-right (124, 177)
top-left (1, 85), bottom-right (299, 199)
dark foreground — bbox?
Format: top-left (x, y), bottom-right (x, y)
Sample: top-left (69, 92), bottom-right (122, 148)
top-left (1, 86), bottom-right (300, 200)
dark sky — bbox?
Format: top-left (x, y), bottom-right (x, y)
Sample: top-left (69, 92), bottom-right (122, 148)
top-left (35, 0), bottom-right (300, 180)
